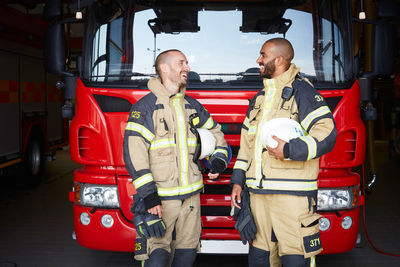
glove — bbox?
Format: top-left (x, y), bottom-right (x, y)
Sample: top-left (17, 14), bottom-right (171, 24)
top-left (210, 157), bottom-right (226, 175)
top-left (133, 214), bottom-right (151, 238)
top-left (131, 194), bottom-right (166, 239)
top-left (143, 214), bottom-right (167, 238)
top-left (232, 189), bottom-right (257, 245)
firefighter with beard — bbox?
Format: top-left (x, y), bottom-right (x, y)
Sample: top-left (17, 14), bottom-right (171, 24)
top-left (124, 49), bottom-right (229, 266)
top-left (230, 38), bottom-right (337, 266)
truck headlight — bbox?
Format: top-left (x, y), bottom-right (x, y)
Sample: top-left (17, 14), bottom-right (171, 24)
top-left (317, 187), bottom-right (358, 211)
top-left (75, 183), bottom-right (120, 208)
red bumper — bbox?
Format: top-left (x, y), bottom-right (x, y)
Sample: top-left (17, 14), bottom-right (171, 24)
top-left (73, 205), bottom-right (135, 252)
top-left (319, 208), bottom-right (360, 254)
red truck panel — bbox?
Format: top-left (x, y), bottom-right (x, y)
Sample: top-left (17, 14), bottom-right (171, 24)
top-left (70, 76), bottom-right (365, 254)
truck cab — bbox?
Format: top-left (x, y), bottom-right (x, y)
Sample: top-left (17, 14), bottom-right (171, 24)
top-left (43, 0), bottom-right (396, 255)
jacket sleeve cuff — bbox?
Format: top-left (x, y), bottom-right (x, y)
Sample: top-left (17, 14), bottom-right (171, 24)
top-left (283, 143), bottom-right (290, 159)
top-left (143, 192), bottom-right (161, 210)
top-left (230, 169), bottom-right (245, 188)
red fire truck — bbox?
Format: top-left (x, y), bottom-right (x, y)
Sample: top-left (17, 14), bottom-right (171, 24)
top-left (0, 3), bottom-right (67, 184)
top-left (44, 0), bottom-right (396, 255)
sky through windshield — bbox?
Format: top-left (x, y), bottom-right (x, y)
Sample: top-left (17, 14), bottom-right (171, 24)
top-left (133, 9), bottom-right (315, 77)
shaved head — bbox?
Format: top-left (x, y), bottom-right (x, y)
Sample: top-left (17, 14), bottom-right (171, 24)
top-left (256, 38), bottom-right (294, 78)
top-left (155, 49), bottom-right (182, 75)
top-left (265, 38), bottom-right (294, 68)
top-left (154, 49), bottom-right (190, 94)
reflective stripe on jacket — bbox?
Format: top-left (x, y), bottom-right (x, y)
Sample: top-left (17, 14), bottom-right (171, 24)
top-left (124, 77), bottom-right (228, 200)
top-left (231, 64), bottom-right (336, 196)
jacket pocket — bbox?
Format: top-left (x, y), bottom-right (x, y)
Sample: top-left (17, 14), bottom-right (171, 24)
top-left (156, 118), bottom-right (169, 137)
top-left (299, 213), bottom-right (323, 258)
top-left (152, 117), bottom-right (174, 157)
top-left (267, 154), bottom-right (304, 169)
top-left (150, 159), bottom-right (175, 183)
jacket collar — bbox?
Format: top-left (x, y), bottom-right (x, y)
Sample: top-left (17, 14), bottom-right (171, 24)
top-left (147, 77), bottom-right (187, 99)
top-left (263, 63), bottom-right (300, 89)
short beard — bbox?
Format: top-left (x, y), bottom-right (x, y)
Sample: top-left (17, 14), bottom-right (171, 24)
top-left (261, 58), bottom-right (276, 79)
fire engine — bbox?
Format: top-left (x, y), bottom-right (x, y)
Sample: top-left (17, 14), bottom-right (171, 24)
top-left (0, 2), bottom-right (67, 184)
top-left (44, 0), bottom-right (396, 255)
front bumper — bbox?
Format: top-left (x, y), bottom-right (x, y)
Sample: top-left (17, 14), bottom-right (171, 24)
top-left (318, 207), bottom-right (360, 254)
top-left (73, 205), bottom-right (135, 252)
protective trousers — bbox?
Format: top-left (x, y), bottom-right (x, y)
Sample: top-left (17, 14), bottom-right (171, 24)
top-left (249, 193), bottom-right (322, 267)
top-left (144, 194), bottom-right (201, 267)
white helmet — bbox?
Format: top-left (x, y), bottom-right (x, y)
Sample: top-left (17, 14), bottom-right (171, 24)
top-left (260, 118), bottom-right (305, 148)
top-left (197, 128), bottom-right (216, 159)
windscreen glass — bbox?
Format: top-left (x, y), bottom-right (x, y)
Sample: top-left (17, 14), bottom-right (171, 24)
top-left (83, 0), bottom-right (353, 88)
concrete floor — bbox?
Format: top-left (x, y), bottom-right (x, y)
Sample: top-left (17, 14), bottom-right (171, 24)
top-left (0, 142), bottom-right (399, 266)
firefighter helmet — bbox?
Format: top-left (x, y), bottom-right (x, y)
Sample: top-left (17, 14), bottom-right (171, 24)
top-left (260, 118), bottom-right (305, 148)
top-left (197, 128), bottom-right (216, 160)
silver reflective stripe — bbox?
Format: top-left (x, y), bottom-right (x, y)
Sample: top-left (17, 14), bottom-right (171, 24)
top-left (243, 117), bottom-right (250, 129)
top-left (310, 256), bottom-right (316, 267)
top-left (187, 138), bottom-right (197, 146)
top-left (248, 126), bottom-right (257, 135)
top-left (246, 179), bottom-right (318, 191)
top-left (126, 122), bottom-right (155, 143)
top-left (254, 79), bottom-right (276, 183)
top-left (173, 94), bottom-right (189, 187)
top-left (201, 116), bottom-right (214, 130)
top-left (150, 138), bottom-right (175, 150)
top-left (133, 173), bottom-right (154, 189)
top-left (157, 180), bottom-right (204, 197)
top-left (213, 148), bottom-right (228, 157)
top-left (299, 135), bottom-right (317, 160)
top-left (234, 160), bottom-right (248, 171)
top-left (301, 106), bottom-right (331, 131)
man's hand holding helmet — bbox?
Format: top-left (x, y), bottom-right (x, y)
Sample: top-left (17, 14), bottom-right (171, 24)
top-left (266, 135), bottom-right (286, 160)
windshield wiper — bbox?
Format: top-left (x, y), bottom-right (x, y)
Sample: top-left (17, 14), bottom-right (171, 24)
top-left (197, 72), bottom-right (259, 77)
top-left (88, 72), bottom-right (156, 78)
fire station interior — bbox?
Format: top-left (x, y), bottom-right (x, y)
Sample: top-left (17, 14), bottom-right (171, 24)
top-left (0, 0), bottom-right (400, 266)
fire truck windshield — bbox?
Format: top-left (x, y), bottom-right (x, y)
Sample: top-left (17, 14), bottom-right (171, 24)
top-left (82, 0), bottom-right (354, 89)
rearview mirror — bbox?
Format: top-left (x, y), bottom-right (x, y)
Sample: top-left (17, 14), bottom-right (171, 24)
top-left (44, 22), bottom-right (73, 76)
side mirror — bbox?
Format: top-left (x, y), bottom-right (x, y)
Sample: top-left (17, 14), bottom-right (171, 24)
top-left (44, 22), bottom-right (73, 77)
top-left (371, 0), bottom-right (399, 76)
top-left (371, 20), bottom-right (396, 76)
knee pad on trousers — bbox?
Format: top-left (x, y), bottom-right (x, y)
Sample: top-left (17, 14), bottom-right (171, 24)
top-left (248, 246), bottom-right (270, 267)
top-left (171, 248), bottom-right (197, 267)
top-left (280, 255), bottom-right (311, 267)
top-left (144, 248), bottom-right (170, 267)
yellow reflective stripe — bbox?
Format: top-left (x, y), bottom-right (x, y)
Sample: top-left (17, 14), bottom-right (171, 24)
top-left (173, 94), bottom-right (189, 187)
top-left (310, 256), bottom-right (316, 267)
top-left (126, 122), bottom-right (155, 142)
top-left (133, 173), bottom-right (153, 189)
top-left (246, 179), bottom-right (318, 191)
top-left (255, 79), bottom-right (276, 182)
top-left (149, 138), bottom-right (175, 150)
top-left (248, 126), bottom-right (257, 135)
top-left (213, 148), bottom-right (228, 157)
top-left (243, 117), bottom-right (250, 128)
top-left (300, 136), bottom-right (317, 160)
top-left (187, 138), bottom-right (197, 146)
top-left (301, 106), bottom-right (331, 131)
top-left (201, 116), bottom-right (214, 130)
top-left (234, 160), bottom-right (248, 171)
top-left (157, 180), bottom-right (204, 197)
